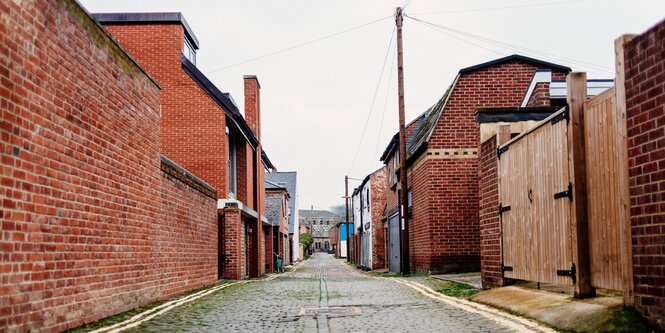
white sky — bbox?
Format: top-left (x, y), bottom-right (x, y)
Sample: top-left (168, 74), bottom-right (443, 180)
top-left (80, 0), bottom-right (665, 210)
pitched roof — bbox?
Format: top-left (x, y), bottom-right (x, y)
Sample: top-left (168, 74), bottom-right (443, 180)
top-left (458, 54), bottom-right (571, 75)
top-left (265, 179), bottom-right (287, 191)
top-left (265, 197), bottom-right (283, 227)
top-left (298, 209), bottom-right (341, 219)
top-left (381, 54), bottom-right (571, 167)
top-left (266, 172), bottom-right (298, 233)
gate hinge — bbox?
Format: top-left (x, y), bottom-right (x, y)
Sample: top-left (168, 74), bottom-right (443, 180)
top-left (497, 146), bottom-right (509, 159)
top-left (499, 203), bottom-right (511, 216)
top-left (556, 263), bottom-right (576, 283)
top-left (551, 108), bottom-right (569, 125)
top-left (554, 182), bottom-right (573, 201)
top-left (501, 264), bottom-right (513, 272)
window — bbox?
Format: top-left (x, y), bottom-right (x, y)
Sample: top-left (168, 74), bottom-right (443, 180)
top-left (326, 221), bottom-right (329, 225)
top-left (183, 38), bottom-right (196, 64)
top-left (227, 132), bottom-right (237, 198)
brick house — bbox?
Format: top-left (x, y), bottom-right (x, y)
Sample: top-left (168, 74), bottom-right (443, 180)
top-left (351, 167), bottom-right (388, 270)
top-left (266, 171), bottom-right (300, 263)
top-left (265, 180), bottom-right (290, 272)
top-left (1, 1), bottom-right (220, 331)
top-left (380, 55), bottom-right (571, 274)
top-left (94, 12), bottom-right (275, 280)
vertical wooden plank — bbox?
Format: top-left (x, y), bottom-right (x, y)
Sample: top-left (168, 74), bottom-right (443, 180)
top-left (567, 72), bottom-right (595, 298)
top-left (615, 34), bottom-right (636, 306)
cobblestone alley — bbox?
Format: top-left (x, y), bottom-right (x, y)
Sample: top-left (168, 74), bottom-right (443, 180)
top-left (113, 254), bottom-right (552, 333)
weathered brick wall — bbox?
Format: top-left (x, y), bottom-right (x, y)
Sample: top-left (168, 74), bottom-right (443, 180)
top-left (370, 168), bottom-right (387, 270)
top-left (407, 62), bottom-right (568, 273)
top-left (624, 19), bottom-right (665, 329)
top-left (478, 136), bottom-right (502, 287)
top-left (0, 1), bottom-right (218, 331)
top-left (159, 161), bottom-right (219, 298)
top-left (102, 24), bottom-right (228, 199)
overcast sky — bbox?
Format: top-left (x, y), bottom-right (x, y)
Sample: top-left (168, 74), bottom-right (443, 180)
top-left (81, 0), bottom-right (664, 211)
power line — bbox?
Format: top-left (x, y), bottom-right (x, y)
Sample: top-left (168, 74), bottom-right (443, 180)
top-left (409, 0), bottom-right (591, 15)
top-left (406, 15), bottom-right (614, 76)
top-left (204, 15), bottom-right (392, 74)
top-left (347, 26), bottom-right (396, 174)
top-left (372, 42), bottom-right (397, 164)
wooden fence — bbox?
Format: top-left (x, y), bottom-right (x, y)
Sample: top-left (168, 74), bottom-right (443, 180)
top-left (497, 39), bottom-right (633, 302)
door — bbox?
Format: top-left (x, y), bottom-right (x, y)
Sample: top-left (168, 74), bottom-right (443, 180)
top-left (244, 221), bottom-right (249, 278)
top-left (389, 213), bottom-right (400, 273)
top-left (499, 110), bottom-right (574, 285)
top-left (361, 228), bottom-right (371, 268)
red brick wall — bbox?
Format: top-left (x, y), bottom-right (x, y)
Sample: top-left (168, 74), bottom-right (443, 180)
top-left (329, 225), bottom-right (340, 257)
top-left (371, 168), bottom-right (388, 269)
top-left (478, 135), bottom-right (503, 287)
top-left (221, 206), bottom-right (244, 280)
top-left (0, 1), bottom-right (218, 331)
top-left (526, 82), bottom-right (551, 107)
top-left (102, 24), bottom-right (228, 199)
top-left (407, 62), bottom-right (568, 273)
top-left (624, 20), bottom-right (665, 329)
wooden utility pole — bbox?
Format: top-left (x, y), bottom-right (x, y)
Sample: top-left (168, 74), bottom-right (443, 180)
top-left (345, 175), bottom-right (351, 262)
top-left (395, 7), bottom-right (410, 274)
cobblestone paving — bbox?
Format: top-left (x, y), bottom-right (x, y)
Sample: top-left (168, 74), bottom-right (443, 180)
top-left (125, 253), bottom-right (517, 332)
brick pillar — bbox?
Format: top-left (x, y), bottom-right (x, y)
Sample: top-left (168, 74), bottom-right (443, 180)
top-left (222, 205), bottom-right (244, 280)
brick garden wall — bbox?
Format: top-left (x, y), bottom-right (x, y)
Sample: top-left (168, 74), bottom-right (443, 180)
top-left (0, 1), bottom-right (218, 331)
top-left (624, 19), bottom-right (665, 329)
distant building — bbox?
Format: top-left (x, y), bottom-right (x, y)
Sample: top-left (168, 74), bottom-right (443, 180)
top-left (266, 172), bottom-right (299, 263)
top-left (351, 167), bottom-right (387, 270)
top-left (265, 180), bottom-right (290, 272)
top-left (299, 209), bottom-right (342, 252)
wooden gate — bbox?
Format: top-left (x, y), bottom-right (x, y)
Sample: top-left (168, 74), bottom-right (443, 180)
top-left (499, 108), bottom-right (575, 286)
top-left (584, 86), bottom-right (630, 292)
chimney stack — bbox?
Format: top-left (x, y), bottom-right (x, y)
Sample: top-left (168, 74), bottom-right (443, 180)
top-left (244, 75), bottom-right (261, 140)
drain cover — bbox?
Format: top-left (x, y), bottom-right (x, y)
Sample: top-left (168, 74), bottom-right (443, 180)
top-left (298, 307), bottom-right (362, 316)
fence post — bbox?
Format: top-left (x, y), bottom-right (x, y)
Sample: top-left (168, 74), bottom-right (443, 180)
top-left (615, 34), bottom-right (636, 306)
top-left (567, 72), bottom-right (595, 298)
top-left (496, 124), bottom-right (511, 286)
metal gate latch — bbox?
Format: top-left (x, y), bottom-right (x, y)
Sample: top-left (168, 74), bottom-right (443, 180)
top-left (554, 182), bottom-right (573, 201)
top-left (556, 263), bottom-right (577, 283)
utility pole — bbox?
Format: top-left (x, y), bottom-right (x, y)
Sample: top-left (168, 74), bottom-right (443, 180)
top-left (345, 175), bottom-right (351, 262)
top-left (395, 7), bottom-right (410, 274)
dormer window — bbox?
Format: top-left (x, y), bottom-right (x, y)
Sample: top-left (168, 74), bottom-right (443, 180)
top-left (183, 38), bottom-right (196, 64)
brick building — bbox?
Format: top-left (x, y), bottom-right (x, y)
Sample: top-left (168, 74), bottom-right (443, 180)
top-left (94, 13), bottom-right (275, 280)
top-left (266, 171), bottom-right (300, 263)
top-left (1, 1), bottom-right (220, 331)
top-left (265, 180), bottom-right (290, 272)
top-left (351, 167), bottom-right (388, 270)
top-left (299, 210), bottom-right (341, 252)
top-left (624, 19), bottom-right (665, 329)
top-left (380, 55), bottom-right (571, 274)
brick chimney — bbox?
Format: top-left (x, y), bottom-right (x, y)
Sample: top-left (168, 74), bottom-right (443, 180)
top-left (244, 75), bottom-right (261, 140)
